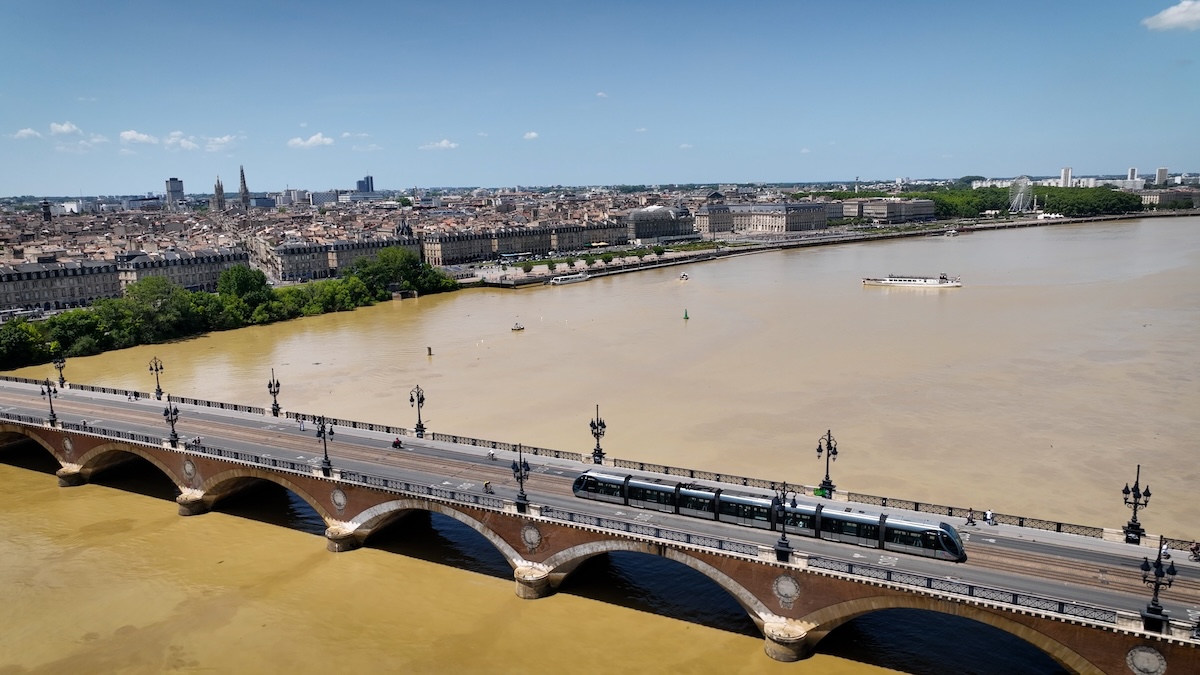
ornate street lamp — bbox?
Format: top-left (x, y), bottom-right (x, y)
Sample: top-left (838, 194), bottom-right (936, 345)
top-left (40, 378), bottom-right (58, 426)
top-left (1138, 536), bottom-right (1178, 633)
top-left (148, 356), bottom-right (164, 400)
top-left (773, 481), bottom-right (798, 562)
top-left (1122, 464), bottom-right (1151, 544)
top-left (316, 415), bottom-right (335, 477)
top-left (162, 398), bottom-right (179, 448)
top-left (816, 429), bottom-right (838, 497)
top-left (589, 404), bottom-right (607, 465)
top-left (52, 356), bottom-right (66, 387)
top-left (512, 443), bottom-right (531, 513)
top-left (267, 369), bottom-right (281, 417)
top-left (410, 385), bottom-right (426, 438)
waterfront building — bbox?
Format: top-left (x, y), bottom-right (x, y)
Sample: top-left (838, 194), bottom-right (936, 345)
top-left (726, 203), bottom-right (827, 233)
top-left (862, 198), bottom-right (936, 224)
top-left (626, 205), bottom-right (696, 243)
top-left (1140, 189), bottom-right (1196, 208)
top-left (116, 247), bottom-right (249, 292)
top-left (0, 259), bottom-right (121, 311)
top-left (694, 204), bottom-right (732, 238)
top-left (165, 178), bottom-right (185, 212)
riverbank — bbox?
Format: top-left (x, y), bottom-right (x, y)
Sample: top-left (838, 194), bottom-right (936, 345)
top-left (473, 208), bottom-right (1200, 287)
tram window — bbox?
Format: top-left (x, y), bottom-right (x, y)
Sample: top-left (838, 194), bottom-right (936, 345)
top-left (921, 532), bottom-right (940, 549)
top-left (888, 529), bottom-right (922, 547)
top-left (859, 524), bottom-right (879, 540)
top-left (680, 495), bottom-right (711, 511)
top-left (596, 482), bottom-right (622, 497)
top-left (719, 501), bottom-right (739, 517)
top-left (821, 518), bottom-right (841, 533)
top-left (751, 505), bottom-right (770, 522)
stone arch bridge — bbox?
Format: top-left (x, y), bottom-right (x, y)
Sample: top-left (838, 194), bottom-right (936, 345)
top-left (2, 418), bottom-right (1197, 673)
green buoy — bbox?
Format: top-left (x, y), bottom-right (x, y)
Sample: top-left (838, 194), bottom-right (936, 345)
top-left (684, 309), bottom-right (689, 320)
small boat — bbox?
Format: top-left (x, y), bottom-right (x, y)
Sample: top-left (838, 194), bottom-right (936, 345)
top-left (511, 323), bottom-right (525, 331)
top-left (945, 229), bottom-right (959, 237)
top-left (862, 273), bottom-right (962, 288)
top-left (679, 273), bottom-right (689, 281)
top-left (548, 272), bottom-right (590, 285)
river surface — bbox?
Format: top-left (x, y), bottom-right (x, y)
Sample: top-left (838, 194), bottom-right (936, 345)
top-left (4, 217), bottom-right (1199, 674)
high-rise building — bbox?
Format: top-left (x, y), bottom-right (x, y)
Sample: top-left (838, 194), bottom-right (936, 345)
top-left (165, 177), bottom-right (185, 211)
top-left (356, 175), bottom-right (375, 193)
top-left (211, 177), bottom-right (226, 211)
top-left (1128, 168), bottom-right (1138, 181)
top-left (1060, 167), bottom-right (1072, 188)
top-left (238, 165), bottom-right (250, 210)
top-left (1156, 167), bottom-right (1168, 185)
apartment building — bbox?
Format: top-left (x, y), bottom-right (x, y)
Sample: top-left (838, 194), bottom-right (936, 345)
top-left (0, 259), bottom-right (121, 311)
top-left (116, 247), bottom-right (250, 292)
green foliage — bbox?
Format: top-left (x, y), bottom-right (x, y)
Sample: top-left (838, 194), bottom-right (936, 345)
top-left (398, 197), bottom-right (413, 207)
top-left (0, 320), bottom-right (49, 369)
top-left (218, 265), bottom-right (272, 311)
top-left (583, 255), bottom-right (596, 267)
top-left (652, 246), bottom-right (666, 256)
top-left (343, 246), bottom-right (458, 298)
top-left (600, 253), bottom-right (614, 264)
top-left (521, 263), bottom-right (534, 273)
top-left (1032, 187), bottom-right (1143, 217)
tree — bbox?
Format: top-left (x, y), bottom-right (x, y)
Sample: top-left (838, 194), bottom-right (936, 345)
top-left (521, 263), bottom-right (534, 273)
top-left (218, 265), bottom-right (272, 310)
top-left (0, 320), bottom-right (48, 370)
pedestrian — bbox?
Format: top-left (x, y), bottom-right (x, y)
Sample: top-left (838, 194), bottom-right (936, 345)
top-left (1161, 540), bottom-right (1171, 560)
top-left (985, 509), bottom-right (994, 526)
top-left (965, 508), bottom-right (976, 526)
top-left (298, 417), bottom-right (305, 431)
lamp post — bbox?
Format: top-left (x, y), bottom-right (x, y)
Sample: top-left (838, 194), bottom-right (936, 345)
top-left (773, 481), bottom-right (798, 562)
top-left (162, 398), bottom-right (179, 448)
top-left (589, 404), bottom-right (606, 465)
top-left (40, 378), bottom-right (58, 426)
top-left (148, 356), bottom-right (164, 400)
top-left (267, 369), bottom-right (281, 417)
top-left (512, 443), bottom-right (531, 513)
top-left (316, 416), bottom-right (334, 477)
top-left (52, 356), bottom-right (66, 387)
top-left (816, 429), bottom-right (838, 497)
top-left (1122, 464), bottom-right (1151, 544)
top-left (409, 385), bottom-right (426, 438)
top-left (1138, 536), bottom-right (1178, 633)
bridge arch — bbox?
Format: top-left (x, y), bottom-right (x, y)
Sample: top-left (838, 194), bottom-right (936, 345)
top-left (198, 468), bottom-right (334, 523)
top-left (0, 424), bottom-right (66, 464)
top-left (75, 442), bottom-right (186, 485)
top-left (541, 540), bottom-right (775, 628)
top-left (348, 499), bottom-right (523, 566)
top-left (800, 595), bottom-right (1097, 674)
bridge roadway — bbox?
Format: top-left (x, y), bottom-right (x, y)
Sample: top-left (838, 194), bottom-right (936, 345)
top-left (2, 379), bottom-right (1200, 667)
top-left (2, 381), bottom-right (1197, 623)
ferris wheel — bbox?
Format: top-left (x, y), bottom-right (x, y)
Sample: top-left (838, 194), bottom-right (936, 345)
top-left (1009, 176), bottom-right (1033, 212)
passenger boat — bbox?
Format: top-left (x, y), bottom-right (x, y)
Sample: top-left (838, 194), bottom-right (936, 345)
top-left (944, 229), bottom-right (959, 237)
top-left (511, 323), bottom-right (524, 331)
top-left (679, 273), bottom-right (689, 281)
top-left (547, 272), bottom-right (590, 285)
top-left (862, 273), bottom-right (961, 288)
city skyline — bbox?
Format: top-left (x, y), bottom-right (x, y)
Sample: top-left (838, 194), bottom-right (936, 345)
top-left (2, 0), bottom-right (1198, 196)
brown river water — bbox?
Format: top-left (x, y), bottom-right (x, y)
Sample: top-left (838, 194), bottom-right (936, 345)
top-left (3, 217), bottom-right (1198, 673)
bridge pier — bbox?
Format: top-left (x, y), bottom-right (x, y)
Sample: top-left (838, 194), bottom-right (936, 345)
top-left (56, 466), bottom-right (86, 487)
top-left (176, 494), bottom-right (210, 516)
top-left (514, 566), bottom-right (552, 599)
top-left (762, 621), bottom-right (811, 663)
top-left (325, 527), bottom-right (363, 553)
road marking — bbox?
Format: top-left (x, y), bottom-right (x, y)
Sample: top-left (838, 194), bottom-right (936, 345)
top-left (878, 556), bottom-right (899, 567)
top-left (457, 482), bottom-right (475, 490)
top-left (635, 513), bottom-right (654, 522)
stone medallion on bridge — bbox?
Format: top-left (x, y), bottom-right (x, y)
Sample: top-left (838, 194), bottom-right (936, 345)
top-left (772, 574), bottom-right (801, 610)
top-left (61, 435), bottom-right (74, 458)
top-left (520, 523), bottom-right (542, 552)
top-left (182, 459), bottom-right (197, 480)
top-left (330, 488), bottom-right (348, 514)
top-left (1126, 646), bottom-right (1167, 675)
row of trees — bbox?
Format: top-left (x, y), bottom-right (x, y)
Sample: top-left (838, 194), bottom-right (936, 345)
top-left (0, 247), bottom-right (457, 370)
top-left (792, 186), bottom-right (1143, 219)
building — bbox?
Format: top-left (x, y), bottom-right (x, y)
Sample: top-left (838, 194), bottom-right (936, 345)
top-left (862, 198), bottom-right (937, 224)
top-left (626, 205), bottom-right (696, 243)
top-left (116, 247), bottom-right (249, 292)
top-left (165, 178), bottom-right (185, 212)
top-left (356, 175), bottom-right (375, 193)
top-left (694, 204), bottom-right (732, 238)
top-left (249, 197), bottom-right (276, 209)
top-left (1156, 167), bottom-right (1169, 185)
top-left (211, 177), bottom-right (226, 211)
top-left (1060, 167), bottom-right (1072, 188)
top-left (1140, 189), bottom-right (1196, 208)
top-left (238, 166), bottom-right (251, 211)
top-left (726, 203), bottom-right (827, 233)
top-left (0, 259), bottom-right (121, 312)
top-left (1128, 168), bottom-right (1138, 181)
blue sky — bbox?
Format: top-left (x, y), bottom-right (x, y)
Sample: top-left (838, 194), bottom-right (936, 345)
top-left (2, 0), bottom-right (1198, 196)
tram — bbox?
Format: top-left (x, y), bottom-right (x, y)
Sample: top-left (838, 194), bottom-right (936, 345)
top-left (571, 471), bottom-right (967, 563)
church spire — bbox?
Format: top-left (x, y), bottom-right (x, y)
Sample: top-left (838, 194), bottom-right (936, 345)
top-left (238, 165), bottom-right (250, 210)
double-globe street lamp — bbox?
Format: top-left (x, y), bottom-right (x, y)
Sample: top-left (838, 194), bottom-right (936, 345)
top-left (512, 443), bottom-right (532, 513)
top-left (267, 369), bottom-right (282, 417)
top-left (773, 481), bottom-right (798, 562)
top-left (816, 429), bottom-right (839, 497)
top-left (40, 378), bottom-right (58, 426)
top-left (148, 357), bottom-right (164, 400)
top-left (1138, 535), bottom-right (1178, 633)
top-left (410, 385), bottom-right (426, 438)
top-left (52, 356), bottom-right (66, 387)
top-left (162, 398), bottom-right (180, 448)
top-left (589, 404), bottom-right (606, 465)
top-left (316, 416), bottom-right (335, 477)
top-left (1122, 464), bottom-right (1151, 544)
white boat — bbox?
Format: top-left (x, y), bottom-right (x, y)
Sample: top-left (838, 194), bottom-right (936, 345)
top-left (548, 272), bottom-right (590, 285)
top-left (679, 273), bottom-right (689, 281)
top-left (945, 229), bottom-right (959, 237)
top-left (862, 273), bottom-right (962, 288)
top-left (512, 323), bottom-right (524, 331)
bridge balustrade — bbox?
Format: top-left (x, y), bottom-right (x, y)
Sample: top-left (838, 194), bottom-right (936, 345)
top-left (540, 505), bottom-right (764, 557)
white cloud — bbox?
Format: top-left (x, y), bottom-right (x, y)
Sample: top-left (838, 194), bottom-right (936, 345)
top-left (596, 92), bottom-right (608, 98)
top-left (1143, 1), bottom-right (1200, 30)
top-left (165, 131), bottom-right (199, 151)
top-left (287, 132), bottom-right (334, 148)
top-left (341, 132), bottom-right (350, 138)
top-left (419, 139), bottom-right (458, 150)
top-left (55, 140), bottom-right (98, 153)
top-left (341, 131), bottom-right (368, 139)
top-left (679, 143), bottom-right (693, 149)
top-left (353, 143), bottom-right (382, 152)
top-left (12, 128), bottom-right (41, 139)
top-left (50, 121), bottom-right (81, 135)
top-left (477, 132), bottom-right (488, 137)
top-left (205, 135), bottom-right (236, 152)
top-left (119, 148), bottom-right (136, 156)
top-left (523, 131), bottom-right (539, 140)
top-left (120, 129), bottom-right (159, 144)
top-left (89, 134), bottom-right (108, 144)
top-left (800, 147), bottom-right (811, 154)
top-left (634, 127), bottom-right (647, 133)
top-left (299, 121), bottom-right (308, 128)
